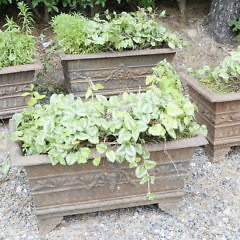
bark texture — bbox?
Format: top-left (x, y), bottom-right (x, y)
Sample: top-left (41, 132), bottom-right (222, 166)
top-left (207, 0), bottom-right (240, 43)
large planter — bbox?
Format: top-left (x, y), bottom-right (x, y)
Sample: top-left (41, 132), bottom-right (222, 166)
top-left (182, 73), bottom-right (240, 161)
top-left (9, 120), bottom-right (207, 234)
top-left (0, 63), bottom-right (42, 119)
top-left (61, 48), bottom-right (176, 97)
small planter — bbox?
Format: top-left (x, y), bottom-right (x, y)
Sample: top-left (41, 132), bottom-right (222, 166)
top-left (182, 73), bottom-right (240, 161)
top-left (61, 48), bottom-right (176, 97)
top-left (0, 63), bottom-right (42, 119)
top-left (9, 119), bottom-right (207, 234)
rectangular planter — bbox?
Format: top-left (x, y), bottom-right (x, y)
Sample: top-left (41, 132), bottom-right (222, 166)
top-left (0, 63), bottom-right (43, 119)
top-left (9, 119), bottom-right (207, 234)
top-left (182, 73), bottom-right (240, 160)
top-left (61, 48), bottom-right (176, 97)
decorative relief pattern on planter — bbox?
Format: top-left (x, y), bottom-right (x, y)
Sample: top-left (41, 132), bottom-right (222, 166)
top-left (188, 88), bottom-right (216, 124)
top-left (215, 125), bottom-right (240, 139)
top-left (61, 49), bottom-right (176, 97)
top-left (30, 161), bottom-right (189, 192)
top-left (0, 63), bottom-right (42, 119)
top-left (9, 118), bottom-right (207, 234)
top-left (182, 72), bottom-right (240, 160)
top-left (0, 83), bottom-right (32, 96)
top-left (215, 112), bottom-right (240, 125)
top-left (69, 64), bottom-right (153, 81)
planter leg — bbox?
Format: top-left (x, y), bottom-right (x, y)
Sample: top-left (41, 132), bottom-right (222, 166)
top-left (158, 203), bottom-right (179, 215)
top-left (206, 145), bottom-right (230, 162)
top-left (157, 192), bottom-right (183, 215)
top-left (38, 216), bottom-right (63, 235)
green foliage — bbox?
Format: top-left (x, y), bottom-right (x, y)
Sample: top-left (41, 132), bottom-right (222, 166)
top-left (51, 9), bottom-right (184, 54)
top-left (0, 2), bottom-right (36, 68)
top-left (189, 47), bottom-right (240, 93)
top-left (0, 0), bottom-right (155, 15)
top-left (12, 61), bottom-right (206, 197)
top-left (21, 84), bottom-right (46, 106)
top-left (229, 17), bottom-right (240, 42)
top-left (135, 0), bottom-right (155, 8)
top-left (32, 83), bottom-right (67, 104)
top-left (0, 31), bottom-right (35, 67)
top-left (17, 1), bottom-right (35, 33)
top-left (229, 18), bottom-right (240, 32)
top-left (145, 59), bottom-right (182, 91)
top-left (85, 81), bottom-right (104, 100)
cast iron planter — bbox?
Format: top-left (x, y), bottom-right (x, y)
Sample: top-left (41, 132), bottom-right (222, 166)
top-left (9, 119), bottom-right (207, 234)
top-left (61, 48), bottom-right (176, 97)
top-left (0, 63), bottom-right (42, 119)
top-left (182, 73), bottom-right (240, 161)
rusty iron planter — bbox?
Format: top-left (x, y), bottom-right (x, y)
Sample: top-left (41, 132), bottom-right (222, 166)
top-left (182, 73), bottom-right (240, 161)
top-left (0, 63), bottom-right (43, 119)
top-left (61, 48), bottom-right (176, 97)
top-left (9, 119), bottom-right (207, 234)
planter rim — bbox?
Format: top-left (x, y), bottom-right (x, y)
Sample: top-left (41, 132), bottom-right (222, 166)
top-left (60, 48), bottom-right (177, 61)
top-left (181, 72), bottom-right (240, 103)
top-left (0, 63), bottom-right (43, 75)
top-left (8, 119), bottom-right (208, 167)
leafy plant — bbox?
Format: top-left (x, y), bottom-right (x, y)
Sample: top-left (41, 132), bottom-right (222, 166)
top-left (189, 47), bottom-right (240, 93)
top-left (229, 18), bottom-right (240, 32)
top-left (12, 60), bottom-right (206, 198)
top-left (17, 1), bottom-right (35, 34)
top-left (21, 84), bottom-right (46, 106)
top-left (51, 9), bottom-right (184, 54)
top-left (33, 83), bottom-right (67, 102)
top-left (229, 17), bottom-right (240, 41)
top-left (0, 2), bottom-right (36, 68)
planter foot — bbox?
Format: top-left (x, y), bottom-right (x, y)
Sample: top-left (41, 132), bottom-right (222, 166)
top-left (206, 145), bottom-right (230, 162)
top-left (158, 203), bottom-right (179, 215)
top-left (38, 216), bottom-right (63, 235)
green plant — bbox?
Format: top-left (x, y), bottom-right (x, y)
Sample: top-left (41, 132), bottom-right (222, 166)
top-left (136, 0), bottom-right (155, 7)
top-left (12, 61), bottom-right (206, 199)
top-left (21, 84), bottom-right (46, 106)
top-left (189, 47), bottom-right (240, 93)
top-left (229, 18), bottom-right (240, 32)
top-left (229, 17), bottom-right (240, 41)
top-left (17, 1), bottom-right (35, 34)
top-left (0, 2), bottom-right (36, 68)
top-left (0, 0), bottom-right (156, 21)
top-left (51, 9), bottom-right (184, 54)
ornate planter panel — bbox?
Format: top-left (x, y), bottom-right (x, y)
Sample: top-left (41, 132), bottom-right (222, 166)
top-left (182, 73), bottom-right (240, 160)
top-left (0, 63), bottom-right (42, 119)
top-left (9, 120), bottom-right (207, 234)
top-left (61, 49), bottom-right (176, 97)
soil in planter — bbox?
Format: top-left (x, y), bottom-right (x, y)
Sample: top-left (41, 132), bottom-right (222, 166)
top-left (198, 76), bottom-right (240, 94)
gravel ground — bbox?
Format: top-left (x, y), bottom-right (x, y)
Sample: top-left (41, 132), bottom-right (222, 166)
top-left (0, 124), bottom-right (239, 240)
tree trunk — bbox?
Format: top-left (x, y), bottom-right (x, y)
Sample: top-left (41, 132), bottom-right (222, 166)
top-left (44, 4), bottom-right (50, 23)
top-left (207, 0), bottom-right (240, 43)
